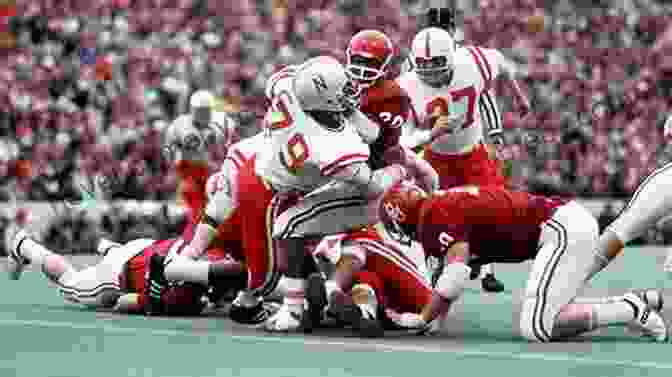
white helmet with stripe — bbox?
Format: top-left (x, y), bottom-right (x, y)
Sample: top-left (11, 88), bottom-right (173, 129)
top-left (411, 27), bottom-right (456, 87)
top-left (293, 55), bottom-right (360, 113)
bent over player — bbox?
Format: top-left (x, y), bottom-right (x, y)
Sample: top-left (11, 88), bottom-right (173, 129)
top-left (380, 184), bottom-right (667, 342)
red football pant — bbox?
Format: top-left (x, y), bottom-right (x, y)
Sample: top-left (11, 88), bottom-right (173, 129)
top-left (236, 160), bottom-right (282, 297)
top-left (424, 143), bottom-right (506, 189)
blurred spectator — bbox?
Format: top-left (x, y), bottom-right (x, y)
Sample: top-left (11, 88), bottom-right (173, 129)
top-left (0, 0), bottom-right (672, 203)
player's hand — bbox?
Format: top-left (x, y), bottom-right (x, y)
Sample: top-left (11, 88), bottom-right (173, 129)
top-left (664, 114), bottom-right (672, 139)
top-left (433, 113), bottom-right (465, 134)
top-left (385, 309), bottom-right (427, 329)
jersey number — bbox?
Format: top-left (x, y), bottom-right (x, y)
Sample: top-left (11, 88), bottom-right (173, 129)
top-left (425, 86), bottom-right (478, 129)
top-left (379, 112), bottom-right (404, 128)
top-left (284, 133), bottom-right (310, 173)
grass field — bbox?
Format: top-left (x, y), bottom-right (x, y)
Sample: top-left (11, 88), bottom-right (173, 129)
top-left (2, 245), bottom-right (672, 377)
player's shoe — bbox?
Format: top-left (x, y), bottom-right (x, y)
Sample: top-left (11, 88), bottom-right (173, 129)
top-left (229, 292), bottom-right (271, 325)
top-left (263, 304), bottom-right (302, 332)
top-left (481, 273), bottom-right (505, 293)
top-left (329, 300), bottom-right (383, 338)
top-left (144, 254), bottom-right (168, 315)
top-left (622, 292), bottom-right (668, 342)
top-left (96, 238), bottom-right (122, 256)
top-left (624, 290), bottom-right (664, 336)
top-left (6, 227), bottom-right (29, 281)
top-left (303, 273), bottom-right (328, 333)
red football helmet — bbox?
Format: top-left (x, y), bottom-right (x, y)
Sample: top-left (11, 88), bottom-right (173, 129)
top-left (380, 181), bottom-right (427, 236)
top-left (346, 30), bottom-right (394, 87)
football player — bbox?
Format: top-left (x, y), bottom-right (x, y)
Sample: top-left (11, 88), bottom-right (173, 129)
top-left (149, 132), bottom-right (280, 324)
top-left (379, 184), bottom-right (667, 342)
top-left (345, 30), bottom-right (439, 193)
top-left (4, 228), bottom-right (236, 316)
top-left (257, 56), bottom-right (409, 332)
top-left (309, 223), bottom-right (432, 338)
top-left (163, 90), bottom-right (237, 223)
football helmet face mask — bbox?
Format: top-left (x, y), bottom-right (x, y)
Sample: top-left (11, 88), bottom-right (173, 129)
top-left (346, 30), bottom-right (394, 88)
top-left (411, 27), bottom-right (456, 87)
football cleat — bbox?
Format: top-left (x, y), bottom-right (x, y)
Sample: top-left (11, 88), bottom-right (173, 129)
top-left (6, 227), bottom-right (29, 281)
top-left (229, 301), bottom-right (272, 325)
top-left (263, 304), bottom-right (302, 332)
top-left (481, 273), bottom-right (505, 293)
top-left (622, 292), bottom-right (668, 342)
top-left (303, 273), bottom-right (328, 333)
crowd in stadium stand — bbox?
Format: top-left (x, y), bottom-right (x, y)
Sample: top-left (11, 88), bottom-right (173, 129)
top-left (1, 0), bottom-right (672, 253)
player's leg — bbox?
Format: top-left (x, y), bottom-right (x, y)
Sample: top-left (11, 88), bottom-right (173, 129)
top-left (519, 202), bottom-right (667, 342)
top-left (590, 162), bottom-right (672, 281)
top-left (6, 228), bottom-right (77, 286)
top-left (266, 183), bottom-right (372, 332)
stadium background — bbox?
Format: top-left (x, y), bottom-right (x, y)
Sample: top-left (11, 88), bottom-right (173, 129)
top-left (2, 0), bottom-right (672, 255)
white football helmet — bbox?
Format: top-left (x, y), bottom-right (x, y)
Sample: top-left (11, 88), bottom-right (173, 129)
top-left (190, 90), bottom-right (214, 109)
top-left (293, 56), bottom-right (360, 113)
top-left (411, 27), bottom-right (456, 87)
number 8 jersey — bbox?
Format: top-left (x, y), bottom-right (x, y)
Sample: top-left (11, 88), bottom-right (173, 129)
top-left (397, 45), bottom-right (505, 155)
top-left (255, 66), bottom-right (371, 193)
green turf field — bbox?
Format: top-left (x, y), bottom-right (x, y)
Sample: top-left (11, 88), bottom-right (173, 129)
top-left (2, 246), bottom-right (672, 377)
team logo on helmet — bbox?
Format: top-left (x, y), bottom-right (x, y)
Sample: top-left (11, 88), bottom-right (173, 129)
top-left (312, 74), bottom-right (328, 93)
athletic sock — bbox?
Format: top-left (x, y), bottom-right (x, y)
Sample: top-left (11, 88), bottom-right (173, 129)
top-left (283, 277), bottom-right (305, 314)
top-left (594, 301), bottom-right (636, 326)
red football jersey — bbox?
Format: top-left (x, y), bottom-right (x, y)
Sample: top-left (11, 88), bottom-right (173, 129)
top-left (360, 79), bottom-right (411, 169)
top-left (417, 187), bottom-right (569, 263)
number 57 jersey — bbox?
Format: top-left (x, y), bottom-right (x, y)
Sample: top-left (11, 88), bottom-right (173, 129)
top-left (255, 70), bottom-right (370, 193)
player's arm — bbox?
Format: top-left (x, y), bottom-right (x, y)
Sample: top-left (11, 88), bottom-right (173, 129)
top-left (388, 231), bottom-right (472, 329)
top-left (181, 164), bottom-right (238, 259)
top-left (161, 120), bottom-right (181, 162)
top-left (383, 145), bottom-right (438, 193)
top-left (483, 48), bottom-right (531, 117)
top-left (327, 161), bottom-right (408, 200)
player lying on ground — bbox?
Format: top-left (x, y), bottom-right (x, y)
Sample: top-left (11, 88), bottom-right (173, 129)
top-left (308, 224), bottom-right (432, 337)
top-left (5, 229), bottom-right (243, 316)
top-left (378, 183), bottom-right (668, 342)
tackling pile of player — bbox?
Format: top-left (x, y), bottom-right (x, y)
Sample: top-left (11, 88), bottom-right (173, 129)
top-left (5, 22), bottom-right (671, 343)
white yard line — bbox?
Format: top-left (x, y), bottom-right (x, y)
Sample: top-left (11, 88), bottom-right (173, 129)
top-left (0, 318), bottom-right (669, 370)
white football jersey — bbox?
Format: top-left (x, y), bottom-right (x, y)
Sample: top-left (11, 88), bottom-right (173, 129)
top-left (164, 111), bottom-right (236, 163)
top-left (256, 73), bottom-right (370, 193)
top-left (225, 131), bottom-right (267, 170)
top-left (397, 46), bottom-right (503, 154)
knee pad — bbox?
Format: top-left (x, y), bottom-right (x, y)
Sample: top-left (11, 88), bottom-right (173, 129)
top-left (435, 263), bottom-right (470, 301)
